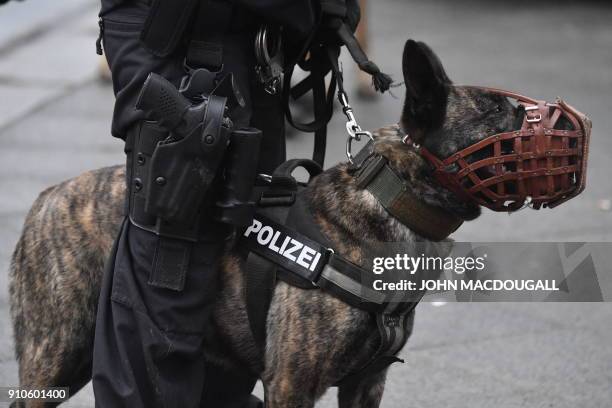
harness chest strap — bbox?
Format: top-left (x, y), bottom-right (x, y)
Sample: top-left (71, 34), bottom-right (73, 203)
top-left (242, 213), bottom-right (388, 313)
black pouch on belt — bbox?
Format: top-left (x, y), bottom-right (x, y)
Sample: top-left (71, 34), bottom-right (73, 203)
top-left (135, 73), bottom-right (232, 225)
top-left (216, 127), bottom-right (263, 227)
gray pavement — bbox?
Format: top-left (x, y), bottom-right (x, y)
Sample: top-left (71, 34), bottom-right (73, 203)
top-left (0, 0), bottom-right (611, 407)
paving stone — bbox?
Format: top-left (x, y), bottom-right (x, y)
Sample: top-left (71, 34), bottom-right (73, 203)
top-left (0, 84), bottom-right (59, 130)
top-left (0, 0), bottom-right (95, 51)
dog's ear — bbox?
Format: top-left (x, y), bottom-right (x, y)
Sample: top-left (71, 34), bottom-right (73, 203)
top-left (401, 40), bottom-right (451, 142)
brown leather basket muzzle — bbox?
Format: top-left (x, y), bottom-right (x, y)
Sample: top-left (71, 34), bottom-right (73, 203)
top-left (414, 87), bottom-right (592, 211)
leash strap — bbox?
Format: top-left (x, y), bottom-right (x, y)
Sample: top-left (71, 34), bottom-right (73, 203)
top-left (283, 48), bottom-right (338, 167)
top-left (282, 14), bottom-right (389, 167)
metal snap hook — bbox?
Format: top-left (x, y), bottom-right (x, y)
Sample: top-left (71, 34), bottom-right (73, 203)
top-left (338, 89), bottom-right (372, 163)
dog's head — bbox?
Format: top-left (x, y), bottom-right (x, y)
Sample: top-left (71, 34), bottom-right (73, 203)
top-left (374, 39), bottom-right (521, 219)
top-left (400, 40), bottom-right (518, 160)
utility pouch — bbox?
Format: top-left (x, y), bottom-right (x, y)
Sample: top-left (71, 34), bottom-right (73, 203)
top-left (216, 127), bottom-right (262, 227)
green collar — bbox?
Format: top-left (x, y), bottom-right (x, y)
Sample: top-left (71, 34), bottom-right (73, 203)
top-left (355, 154), bottom-right (463, 241)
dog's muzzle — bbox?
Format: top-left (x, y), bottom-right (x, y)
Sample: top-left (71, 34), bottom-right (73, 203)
top-left (407, 87), bottom-right (592, 212)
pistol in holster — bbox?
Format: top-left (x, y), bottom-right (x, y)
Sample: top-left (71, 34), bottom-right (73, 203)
top-left (144, 74), bottom-right (231, 218)
top-left (127, 72), bottom-right (262, 291)
top-left (130, 73), bottom-right (262, 236)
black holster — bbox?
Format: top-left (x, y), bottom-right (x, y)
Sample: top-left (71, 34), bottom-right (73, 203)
top-left (125, 75), bottom-right (233, 292)
top-left (122, 14), bottom-right (278, 291)
top-left (126, 74), bottom-right (263, 291)
top-left (131, 72), bottom-right (232, 230)
top-left (126, 119), bottom-right (232, 292)
top-left (144, 94), bottom-right (231, 225)
top-left (126, 120), bottom-right (167, 232)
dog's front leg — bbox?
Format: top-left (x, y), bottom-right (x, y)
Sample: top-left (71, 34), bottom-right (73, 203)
top-left (262, 283), bottom-right (337, 408)
top-left (263, 383), bottom-right (316, 408)
top-left (338, 370), bottom-right (388, 408)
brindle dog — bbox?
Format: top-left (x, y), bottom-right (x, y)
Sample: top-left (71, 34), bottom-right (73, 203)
top-left (9, 40), bottom-right (519, 407)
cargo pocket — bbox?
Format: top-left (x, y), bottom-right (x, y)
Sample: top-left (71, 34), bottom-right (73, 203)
top-left (108, 220), bottom-right (139, 309)
top-left (96, 5), bottom-right (185, 138)
top-left (98, 14), bottom-right (145, 88)
top-left (111, 222), bottom-right (224, 335)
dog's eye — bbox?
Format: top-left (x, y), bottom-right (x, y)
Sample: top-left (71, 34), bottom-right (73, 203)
top-left (494, 105), bottom-right (503, 113)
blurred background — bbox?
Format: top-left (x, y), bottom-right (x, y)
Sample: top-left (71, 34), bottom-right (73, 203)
top-left (0, 0), bottom-right (611, 406)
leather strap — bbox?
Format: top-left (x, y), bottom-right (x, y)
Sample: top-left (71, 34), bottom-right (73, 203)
top-left (283, 47), bottom-right (337, 167)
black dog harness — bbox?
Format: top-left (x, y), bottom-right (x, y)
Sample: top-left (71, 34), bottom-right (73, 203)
top-left (242, 146), bottom-right (463, 384)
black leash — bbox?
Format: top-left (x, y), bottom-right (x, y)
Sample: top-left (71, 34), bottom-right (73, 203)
top-left (283, 14), bottom-right (393, 168)
top-left (283, 47), bottom-right (338, 167)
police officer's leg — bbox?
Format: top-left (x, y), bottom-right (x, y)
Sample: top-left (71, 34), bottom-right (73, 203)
top-left (94, 222), bottom-right (226, 408)
top-left (200, 364), bottom-right (262, 408)
top-left (93, 2), bottom-right (256, 407)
